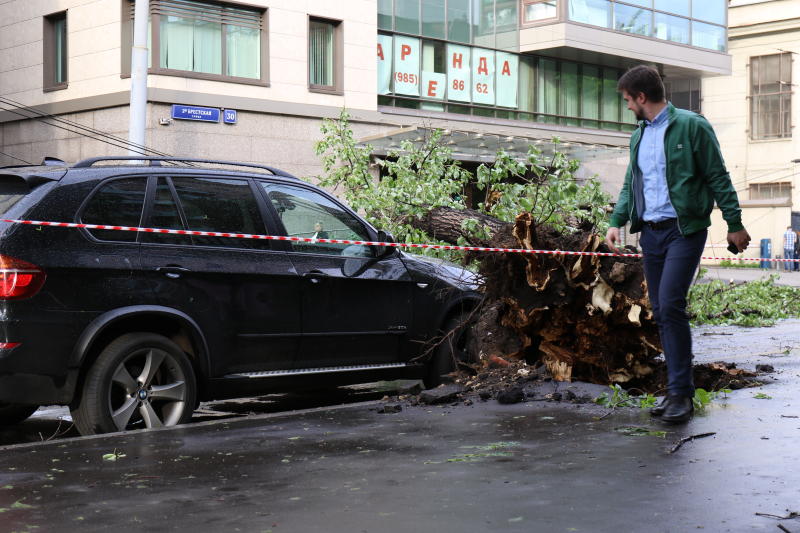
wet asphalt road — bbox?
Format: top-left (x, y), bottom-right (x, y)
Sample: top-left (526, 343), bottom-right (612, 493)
top-left (0, 320), bottom-right (798, 533)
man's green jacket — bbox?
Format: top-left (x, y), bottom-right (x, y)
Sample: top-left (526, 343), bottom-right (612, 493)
top-left (609, 102), bottom-right (744, 235)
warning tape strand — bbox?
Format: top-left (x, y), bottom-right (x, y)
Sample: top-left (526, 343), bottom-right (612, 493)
top-left (2, 217), bottom-right (799, 263)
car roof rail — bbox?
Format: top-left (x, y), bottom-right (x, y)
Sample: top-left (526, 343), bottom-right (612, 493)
top-left (71, 156), bottom-right (297, 178)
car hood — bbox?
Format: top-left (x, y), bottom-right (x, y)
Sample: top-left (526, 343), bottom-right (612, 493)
top-left (399, 252), bottom-right (482, 291)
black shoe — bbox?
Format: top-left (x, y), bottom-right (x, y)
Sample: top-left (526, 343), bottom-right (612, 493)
top-left (649, 396), bottom-right (670, 417)
top-left (660, 394), bottom-right (694, 424)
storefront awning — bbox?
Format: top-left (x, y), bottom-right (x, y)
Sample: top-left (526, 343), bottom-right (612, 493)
top-left (358, 126), bottom-right (628, 164)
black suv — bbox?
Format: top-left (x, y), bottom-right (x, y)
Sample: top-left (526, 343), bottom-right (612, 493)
top-left (0, 157), bottom-right (480, 435)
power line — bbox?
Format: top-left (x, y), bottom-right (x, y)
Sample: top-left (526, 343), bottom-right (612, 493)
top-left (0, 95), bottom-right (172, 157)
top-left (0, 150), bottom-right (32, 165)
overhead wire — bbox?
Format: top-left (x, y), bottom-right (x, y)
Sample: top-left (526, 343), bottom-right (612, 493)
top-left (0, 95), bottom-right (172, 158)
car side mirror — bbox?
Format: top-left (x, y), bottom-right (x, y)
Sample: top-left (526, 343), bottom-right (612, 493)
top-left (375, 230), bottom-right (396, 258)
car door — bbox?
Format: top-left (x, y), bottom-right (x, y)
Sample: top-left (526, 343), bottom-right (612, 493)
top-left (257, 181), bottom-right (414, 369)
top-left (138, 175), bottom-right (302, 376)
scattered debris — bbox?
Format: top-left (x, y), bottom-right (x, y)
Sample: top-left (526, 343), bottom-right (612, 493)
top-left (755, 511), bottom-right (799, 521)
top-left (376, 404), bottom-right (402, 414)
top-left (497, 386), bottom-right (525, 404)
top-left (756, 364), bottom-right (775, 373)
top-left (419, 384), bottom-right (465, 405)
top-left (668, 432), bottom-right (716, 454)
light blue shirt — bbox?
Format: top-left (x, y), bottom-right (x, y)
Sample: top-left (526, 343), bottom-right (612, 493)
top-left (637, 105), bottom-right (677, 222)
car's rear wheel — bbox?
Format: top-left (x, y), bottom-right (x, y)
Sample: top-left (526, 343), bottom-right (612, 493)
top-left (0, 403), bottom-right (39, 426)
top-left (71, 333), bottom-right (197, 435)
top-left (424, 312), bottom-right (477, 389)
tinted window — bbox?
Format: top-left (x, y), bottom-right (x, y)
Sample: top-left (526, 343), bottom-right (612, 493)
top-left (0, 176), bottom-right (30, 215)
top-left (142, 177), bottom-right (192, 246)
top-left (82, 177), bottom-right (146, 242)
top-left (260, 182), bottom-right (374, 257)
top-left (171, 176), bottom-right (269, 249)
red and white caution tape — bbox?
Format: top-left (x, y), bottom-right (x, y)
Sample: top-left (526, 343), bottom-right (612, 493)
top-left (2, 217), bottom-right (798, 263)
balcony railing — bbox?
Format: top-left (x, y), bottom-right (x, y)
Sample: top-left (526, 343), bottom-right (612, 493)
top-left (522, 0), bottom-right (727, 52)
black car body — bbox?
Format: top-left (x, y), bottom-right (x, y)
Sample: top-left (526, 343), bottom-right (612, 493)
top-left (0, 157), bottom-right (480, 435)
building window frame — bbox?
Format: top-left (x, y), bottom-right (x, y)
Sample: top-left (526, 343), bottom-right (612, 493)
top-left (749, 182), bottom-right (793, 201)
top-left (521, 0), bottom-right (559, 25)
top-left (43, 11), bottom-right (68, 92)
top-left (308, 16), bottom-right (343, 95)
top-left (750, 53), bottom-right (793, 141)
top-left (121, 0), bottom-right (269, 87)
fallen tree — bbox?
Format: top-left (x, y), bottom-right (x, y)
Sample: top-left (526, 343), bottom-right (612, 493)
top-left (314, 111), bottom-right (662, 387)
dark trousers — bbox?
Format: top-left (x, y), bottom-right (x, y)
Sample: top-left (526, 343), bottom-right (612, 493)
top-left (640, 223), bottom-right (707, 398)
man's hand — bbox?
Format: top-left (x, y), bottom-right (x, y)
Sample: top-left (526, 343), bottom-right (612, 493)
top-left (605, 227), bottom-right (621, 254)
top-left (728, 228), bottom-right (751, 253)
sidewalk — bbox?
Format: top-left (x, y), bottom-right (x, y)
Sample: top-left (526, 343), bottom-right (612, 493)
top-left (0, 320), bottom-right (798, 532)
top-left (700, 264), bottom-right (800, 286)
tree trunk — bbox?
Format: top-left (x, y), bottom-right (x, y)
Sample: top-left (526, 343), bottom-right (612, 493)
top-left (414, 208), bottom-right (662, 388)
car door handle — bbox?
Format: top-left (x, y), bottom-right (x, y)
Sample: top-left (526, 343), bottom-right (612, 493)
top-left (156, 266), bottom-right (191, 279)
top-left (303, 270), bottom-right (329, 284)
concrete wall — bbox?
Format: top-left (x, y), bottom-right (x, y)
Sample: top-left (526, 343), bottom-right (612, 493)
top-left (0, 0), bottom-right (378, 112)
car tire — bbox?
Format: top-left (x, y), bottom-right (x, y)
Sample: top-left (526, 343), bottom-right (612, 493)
top-left (423, 312), bottom-right (477, 389)
top-left (71, 332), bottom-right (197, 436)
top-left (0, 403), bottom-right (39, 426)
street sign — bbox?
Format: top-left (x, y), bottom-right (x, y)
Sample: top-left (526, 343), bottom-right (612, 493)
top-left (171, 104), bottom-right (220, 123)
top-left (223, 109), bottom-right (237, 124)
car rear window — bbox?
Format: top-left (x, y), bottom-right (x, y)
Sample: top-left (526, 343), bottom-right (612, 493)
top-left (81, 177), bottom-right (147, 242)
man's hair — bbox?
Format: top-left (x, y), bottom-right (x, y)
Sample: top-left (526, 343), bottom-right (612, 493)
top-left (617, 65), bottom-right (665, 103)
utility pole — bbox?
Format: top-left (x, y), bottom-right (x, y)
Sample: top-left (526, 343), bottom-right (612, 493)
top-left (128, 0), bottom-right (148, 157)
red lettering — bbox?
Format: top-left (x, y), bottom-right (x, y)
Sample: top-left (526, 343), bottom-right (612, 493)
top-left (427, 80), bottom-right (438, 97)
top-left (377, 43), bottom-right (384, 61)
top-left (452, 53), bottom-right (463, 69)
top-left (478, 57), bottom-right (488, 75)
top-left (401, 44), bottom-right (411, 60)
top-left (502, 60), bottom-right (511, 76)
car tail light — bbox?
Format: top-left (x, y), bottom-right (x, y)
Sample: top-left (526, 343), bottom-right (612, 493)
top-left (0, 255), bottom-right (46, 300)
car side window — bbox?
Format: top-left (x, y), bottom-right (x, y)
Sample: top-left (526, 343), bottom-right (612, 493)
top-left (170, 176), bottom-right (270, 250)
top-left (81, 177), bottom-right (147, 242)
top-left (259, 182), bottom-right (375, 257)
top-left (141, 177), bottom-right (192, 246)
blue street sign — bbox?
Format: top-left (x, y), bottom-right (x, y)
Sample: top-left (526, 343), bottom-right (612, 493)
top-left (223, 109), bottom-right (237, 124)
top-left (171, 104), bottom-right (220, 123)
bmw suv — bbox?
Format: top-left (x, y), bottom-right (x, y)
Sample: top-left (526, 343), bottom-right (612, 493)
top-left (0, 157), bottom-right (480, 435)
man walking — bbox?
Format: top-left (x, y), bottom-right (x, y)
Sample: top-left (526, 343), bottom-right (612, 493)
top-left (605, 65), bottom-right (750, 424)
top-left (783, 226), bottom-right (796, 272)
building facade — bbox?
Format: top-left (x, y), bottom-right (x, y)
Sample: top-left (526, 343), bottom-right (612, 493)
top-left (1, 0), bottom-right (729, 214)
top-left (703, 0), bottom-right (799, 264)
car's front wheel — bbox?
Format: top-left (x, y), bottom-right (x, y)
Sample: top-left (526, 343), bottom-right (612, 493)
top-left (0, 402), bottom-right (39, 426)
top-left (71, 333), bottom-right (197, 435)
top-left (424, 312), bottom-right (477, 389)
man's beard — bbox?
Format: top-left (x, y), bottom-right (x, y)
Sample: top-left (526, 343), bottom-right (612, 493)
top-left (633, 108), bottom-right (646, 121)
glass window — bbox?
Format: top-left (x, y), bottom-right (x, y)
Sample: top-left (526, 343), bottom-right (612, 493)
top-left (654, 0), bottom-right (688, 17)
top-left (750, 183), bottom-right (792, 200)
top-left (524, 1), bottom-right (558, 22)
top-left (692, 21), bottom-right (726, 52)
top-left (82, 178), bottom-right (147, 242)
top-left (537, 58), bottom-right (559, 124)
top-left (421, 40), bottom-right (445, 110)
top-left (309, 19), bottom-right (337, 89)
top-left (495, 0), bottom-right (519, 49)
top-left (751, 53), bottom-right (792, 140)
top-left (613, 2), bottom-right (651, 36)
top-left (378, 0), bottom-right (393, 30)
top-left (621, 0), bottom-right (652, 7)
top-left (43, 11), bottom-right (68, 89)
top-left (665, 78), bottom-right (701, 113)
top-left (261, 183), bottom-right (375, 258)
top-left (692, 0), bottom-right (726, 25)
top-left (519, 55), bottom-right (536, 113)
top-left (561, 62), bottom-right (580, 126)
top-left (171, 177), bottom-right (267, 249)
top-left (396, 0), bottom-right (420, 34)
top-left (569, 0), bottom-right (612, 28)
top-left (447, 0), bottom-right (471, 42)
top-left (474, 0), bottom-right (496, 48)
top-left (422, 0), bottom-right (445, 38)
top-left (142, 178), bottom-right (193, 245)
top-left (653, 12), bottom-right (689, 44)
top-left (146, 0), bottom-right (264, 81)
top-left (581, 64), bottom-right (600, 128)
top-left (601, 68), bottom-right (621, 130)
